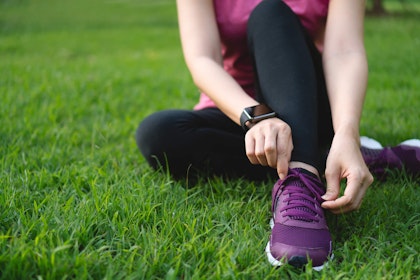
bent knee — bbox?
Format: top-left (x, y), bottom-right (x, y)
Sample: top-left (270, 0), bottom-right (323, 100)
top-left (136, 113), bottom-right (170, 161)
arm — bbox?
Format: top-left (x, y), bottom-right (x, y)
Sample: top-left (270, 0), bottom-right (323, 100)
top-left (176, 0), bottom-right (292, 178)
top-left (321, 0), bottom-right (374, 213)
top-left (176, 0), bottom-right (258, 122)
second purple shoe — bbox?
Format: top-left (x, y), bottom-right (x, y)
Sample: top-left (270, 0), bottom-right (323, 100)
top-left (266, 168), bottom-right (333, 270)
top-left (361, 138), bottom-right (420, 179)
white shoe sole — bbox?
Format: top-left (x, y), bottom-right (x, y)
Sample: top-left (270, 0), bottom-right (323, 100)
top-left (400, 139), bottom-right (420, 148)
top-left (360, 136), bottom-right (383, 149)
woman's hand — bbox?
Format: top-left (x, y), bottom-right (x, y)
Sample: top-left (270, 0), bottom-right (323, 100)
top-left (245, 118), bottom-right (293, 179)
top-left (321, 0), bottom-right (372, 214)
top-left (322, 129), bottom-right (374, 214)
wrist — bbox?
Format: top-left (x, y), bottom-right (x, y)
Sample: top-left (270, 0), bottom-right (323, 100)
top-left (334, 123), bottom-right (361, 142)
top-left (240, 104), bottom-right (276, 131)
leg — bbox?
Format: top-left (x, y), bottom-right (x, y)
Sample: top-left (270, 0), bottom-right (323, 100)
top-left (248, 0), bottom-right (333, 269)
top-left (247, 0), bottom-right (333, 173)
top-left (136, 108), bottom-right (277, 180)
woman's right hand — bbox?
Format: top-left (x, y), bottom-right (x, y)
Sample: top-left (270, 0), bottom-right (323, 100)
top-left (245, 118), bottom-right (293, 179)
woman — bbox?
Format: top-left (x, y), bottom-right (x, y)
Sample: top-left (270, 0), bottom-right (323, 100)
top-left (137, 0), bottom-right (373, 270)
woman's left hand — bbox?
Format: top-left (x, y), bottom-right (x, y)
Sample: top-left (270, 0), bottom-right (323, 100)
top-left (321, 130), bottom-right (374, 214)
top-left (244, 118), bottom-right (293, 179)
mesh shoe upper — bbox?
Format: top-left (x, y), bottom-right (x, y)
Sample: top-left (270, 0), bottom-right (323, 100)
top-left (361, 144), bottom-right (420, 179)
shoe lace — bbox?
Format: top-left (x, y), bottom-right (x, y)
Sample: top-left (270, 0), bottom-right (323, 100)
top-left (274, 169), bottom-right (325, 223)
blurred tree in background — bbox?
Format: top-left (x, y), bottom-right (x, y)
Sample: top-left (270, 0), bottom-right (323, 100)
top-left (367, 0), bottom-right (417, 15)
top-left (370, 0), bottom-right (386, 14)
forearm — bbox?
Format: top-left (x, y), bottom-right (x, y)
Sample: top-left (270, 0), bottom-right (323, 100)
top-left (322, 0), bottom-right (367, 140)
top-left (320, 0), bottom-right (373, 213)
top-left (323, 51), bottom-right (368, 139)
top-left (177, 0), bottom-right (258, 124)
top-left (187, 56), bottom-right (258, 124)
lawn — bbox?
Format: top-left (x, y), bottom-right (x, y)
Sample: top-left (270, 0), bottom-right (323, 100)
top-left (0, 0), bottom-right (419, 279)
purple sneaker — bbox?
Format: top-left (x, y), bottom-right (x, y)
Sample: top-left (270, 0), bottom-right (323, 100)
top-left (266, 168), bottom-right (333, 270)
top-left (361, 139), bottom-right (420, 179)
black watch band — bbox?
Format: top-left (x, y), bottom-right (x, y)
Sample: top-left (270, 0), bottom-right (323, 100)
top-left (240, 104), bottom-right (276, 131)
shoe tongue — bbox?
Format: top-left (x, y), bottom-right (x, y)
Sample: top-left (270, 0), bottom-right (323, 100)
top-left (295, 168), bottom-right (318, 179)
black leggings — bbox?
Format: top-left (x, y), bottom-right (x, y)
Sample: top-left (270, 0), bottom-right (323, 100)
top-left (136, 0), bottom-right (333, 180)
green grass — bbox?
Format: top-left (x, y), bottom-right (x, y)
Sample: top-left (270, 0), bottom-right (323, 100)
top-left (1, 0), bottom-right (419, 279)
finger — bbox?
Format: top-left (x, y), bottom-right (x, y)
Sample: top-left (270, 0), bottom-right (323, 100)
top-left (245, 133), bottom-right (258, 165)
top-left (322, 173), bottom-right (371, 213)
top-left (323, 166), bottom-right (341, 201)
top-left (265, 129), bottom-right (278, 169)
top-left (340, 172), bottom-right (370, 211)
top-left (341, 167), bottom-right (371, 207)
top-left (276, 133), bottom-right (292, 179)
top-left (321, 196), bottom-right (351, 214)
top-left (254, 133), bottom-right (268, 166)
top-left (322, 179), bottom-right (359, 213)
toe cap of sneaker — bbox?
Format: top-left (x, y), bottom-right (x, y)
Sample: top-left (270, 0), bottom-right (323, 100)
top-left (270, 241), bottom-right (332, 267)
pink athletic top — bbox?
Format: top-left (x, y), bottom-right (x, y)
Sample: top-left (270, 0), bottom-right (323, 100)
top-left (194, 0), bottom-right (329, 110)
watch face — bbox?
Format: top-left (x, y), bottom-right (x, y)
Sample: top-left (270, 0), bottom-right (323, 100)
top-left (241, 104), bottom-right (276, 131)
top-left (249, 104), bottom-right (273, 117)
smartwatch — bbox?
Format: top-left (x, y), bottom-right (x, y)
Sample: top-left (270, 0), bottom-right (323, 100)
top-left (240, 104), bottom-right (277, 131)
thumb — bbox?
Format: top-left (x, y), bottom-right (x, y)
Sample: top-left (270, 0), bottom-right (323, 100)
top-left (322, 167), bottom-right (341, 201)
